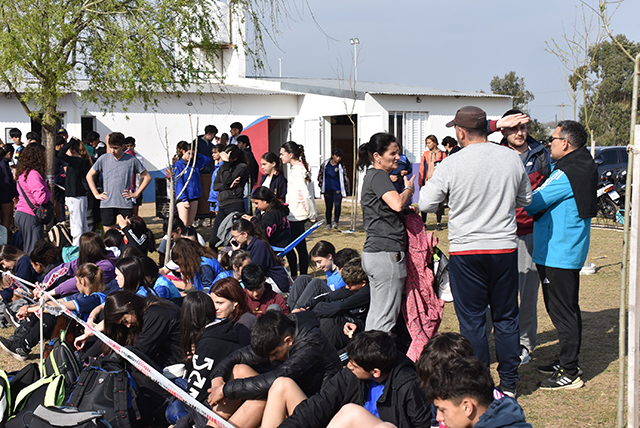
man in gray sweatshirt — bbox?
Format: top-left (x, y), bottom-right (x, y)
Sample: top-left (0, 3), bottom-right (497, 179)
top-left (419, 106), bottom-right (532, 397)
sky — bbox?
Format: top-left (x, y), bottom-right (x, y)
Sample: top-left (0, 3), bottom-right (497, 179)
top-left (250, 0), bottom-right (640, 123)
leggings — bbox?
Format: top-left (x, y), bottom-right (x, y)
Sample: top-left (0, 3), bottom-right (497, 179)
top-left (287, 220), bottom-right (309, 277)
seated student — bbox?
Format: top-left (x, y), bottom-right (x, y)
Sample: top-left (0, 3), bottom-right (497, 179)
top-left (243, 186), bottom-right (291, 250)
top-left (76, 291), bottom-right (182, 369)
top-left (230, 218), bottom-right (289, 295)
top-left (229, 249), bottom-right (251, 282)
top-left (181, 292), bottom-right (241, 402)
top-left (303, 257), bottom-right (370, 351)
top-left (141, 256), bottom-right (182, 302)
top-left (116, 214), bottom-right (155, 255)
top-left (422, 357), bottom-right (532, 428)
top-left (115, 256), bottom-right (157, 296)
top-left (103, 228), bottom-right (125, 259)
top-left (209, 277), bottom-right (256, 347)
top-left (206, 310), bottom-right (341, 428)
top-left (266, 330), bottom-right (431, 428)
top-left (44, 232), bottom-right (116, 297)
top-left (163, 238), bottom-right (212, 293)
top-left (158, 218), bottom-right (206, 266)
top-left (333, 248), bottom-right (359, 274)
top-left (0, 263), bottom-right (106, 361)
top-left (288, 241), bottom-right (347, 310)
top-left (213, 250), bottom-right (236, 283)
top-left (241, 263), bottom-right (290, 317)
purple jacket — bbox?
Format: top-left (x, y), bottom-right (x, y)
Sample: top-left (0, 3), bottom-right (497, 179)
top-left (45, 251), bottom-right (117, 296)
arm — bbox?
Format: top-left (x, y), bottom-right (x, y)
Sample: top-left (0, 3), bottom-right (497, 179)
top-left (86, 168), bottom-right (106, 201)
top-left (525, 170), bottom-right (573, 215)
top-left (27, 171), bottom-right (50, 205)
top-left (311, 288), bottom-right (369, 319)
top-left (381, 175), bottom-right (415, 212)
top-left (212, 163), bottom-right (233, 191)
top-left (57, 140), bottom-right (76, 163)
top-left (516, 165), bottom-right (533, 209)
top-left (418, 164), bottom-right (448, 213)
top-left (132, 170), bottom-right (151, 199)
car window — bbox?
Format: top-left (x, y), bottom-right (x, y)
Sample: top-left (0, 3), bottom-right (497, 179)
top-left (597, 150), bottom-right (618, 165)
top-left (619, 150), bottom-right (628, 164)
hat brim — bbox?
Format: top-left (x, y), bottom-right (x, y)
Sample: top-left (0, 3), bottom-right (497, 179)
top-left (445, 120), bottom-right (456, 128)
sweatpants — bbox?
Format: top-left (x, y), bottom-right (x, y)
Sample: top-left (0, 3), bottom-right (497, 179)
top-left (362, 250), bottom-right (406, 333)
top-left (288, 220), bottom-right (310, 277)
top-left (324, 190), bottom-right (342, 225)
top-left (517, 234), bottom-right (540, 352)
top-left (449, 251), bottom-right (520, 389)
top-left (537, 264), bottom-right (582, 374)
top-left (66, 196), bottom-right (89, 246)
top-left (287, 275), bottom-right (331, 310)
top-left (14, 210), bottom-right (43, 254)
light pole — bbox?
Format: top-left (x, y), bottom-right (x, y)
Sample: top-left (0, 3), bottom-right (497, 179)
top-left (278, 58), bottom-right (282, 77)
top-left (349, 38), bottom-right (359, 81)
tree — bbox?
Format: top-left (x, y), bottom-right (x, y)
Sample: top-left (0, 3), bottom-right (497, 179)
top-left (577, 34), bottom-right (640, 146)
top-left (0, 0), bottom-right (284, 176)
top-left (489, 71), bottom-right (548, 141)
top-left (489, 71), bottom-right (535, 111)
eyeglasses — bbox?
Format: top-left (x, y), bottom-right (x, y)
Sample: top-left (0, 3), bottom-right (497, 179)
top-left (547, 136), bottom-right (565, 143)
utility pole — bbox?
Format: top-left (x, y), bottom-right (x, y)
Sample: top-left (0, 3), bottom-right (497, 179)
top-left (557, 103), bottom-right (568, 121)
top-left (349, 38), bottom-right (359, 81)
top-left (278, 58), bottom-right (282, 77)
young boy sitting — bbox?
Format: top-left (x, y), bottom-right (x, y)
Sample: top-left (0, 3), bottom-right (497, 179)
top-left (423, 357), bottom-right (532, 428)
top-left (206, 310), bottom-right (341, 428)
top-left (241, 263), bottom-right (290, 316)
top-left (264, 330), bottom-right (431, 428)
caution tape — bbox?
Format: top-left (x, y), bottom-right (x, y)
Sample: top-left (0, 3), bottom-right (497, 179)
top-left (1, 271), bottom-right (233, 428)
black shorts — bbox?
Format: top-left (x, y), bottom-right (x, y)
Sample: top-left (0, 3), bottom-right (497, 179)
top-left (100, 207), bottom-right (134, 227)
top-left (134, 197), bottom-right (143, 206)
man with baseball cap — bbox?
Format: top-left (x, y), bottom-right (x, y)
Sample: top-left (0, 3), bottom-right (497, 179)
top-left (419, 106), bottom-right (532, 397)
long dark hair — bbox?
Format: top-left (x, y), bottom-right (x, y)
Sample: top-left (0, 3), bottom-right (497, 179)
top-left (103, 291), bottom-right (146, 350)
top-left (281, 141), bottom-right (311, 182)
top-left (356, 133), bottom-right (397, 171)
top-left (210, 277), bottom-right (249, 322)
top-left (252, 186), bottom-right (284, 213)
top-left (260, 152), bottom-right (283, 174)
top-left (78, 232), bottom-right (111, 266)
top-left (0, 144), bottom-right (14, 159)
top-left (225, 144), bottom-right (248, 166)
top-left (15, 143), bottom-right (46, 179)
top-left (115, 256), bottom-right (154, 295)
top-left (180, 291), bottom-right (217, 361)
top-left (128, 216), bottom-right (156, 253)
top-left (231, 218), bottom-right (283, 265)
top-left (0, 245), bottom-right (27, 267)
top-left (171, 238), bottom-right (203, 286)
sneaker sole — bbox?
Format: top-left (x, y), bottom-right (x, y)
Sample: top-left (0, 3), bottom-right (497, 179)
top-left (538, 366), bottom-right (583, 377)
top-left (0, 340), bottom-right (27, 362)
top-left (539, 378), bottom-right (584, 390)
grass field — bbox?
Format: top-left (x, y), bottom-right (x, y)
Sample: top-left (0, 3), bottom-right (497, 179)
top-left (0, 201), bottom-right (627, 427)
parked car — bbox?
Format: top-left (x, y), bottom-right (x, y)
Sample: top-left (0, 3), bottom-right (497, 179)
top-left (593, 146), bottom-right (628, 176)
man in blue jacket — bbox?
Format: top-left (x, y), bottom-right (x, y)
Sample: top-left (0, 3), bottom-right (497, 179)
top-left (525, 120), bottom-right (597, 390)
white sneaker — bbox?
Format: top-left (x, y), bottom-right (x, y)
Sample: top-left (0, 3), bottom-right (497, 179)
top-left (519, 346), bottom-right (531, 366)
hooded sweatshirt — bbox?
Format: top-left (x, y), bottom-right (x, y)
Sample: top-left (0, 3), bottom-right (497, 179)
top-left (475, 397), bottom-right (533, 428)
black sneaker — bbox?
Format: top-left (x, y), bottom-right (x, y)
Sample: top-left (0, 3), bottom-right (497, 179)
top-left (3, 307), bottom-right (20, 328)
top-left (539, 368), bottom-right (584, 390)
top-left (0, 336), bottom-right (29, 361)
top-left (538, 360), bottom-right (583, 376)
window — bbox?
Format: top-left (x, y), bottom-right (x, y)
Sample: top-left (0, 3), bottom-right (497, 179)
top-left (388, 111), bottom-right (428, 163)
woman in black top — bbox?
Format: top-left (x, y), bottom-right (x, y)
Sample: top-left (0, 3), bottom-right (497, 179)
top-left (209, 145), bottom-right (249, 248)
top-left (259, 152), bottom-right (287, 201)
top-left (57, 138), bottom-right (92, 245)
top-left (0, 145), bottom-right (17, 236)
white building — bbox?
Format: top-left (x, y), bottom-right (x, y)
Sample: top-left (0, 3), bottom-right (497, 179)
top-left (0, 3), bottom-right (512, 203)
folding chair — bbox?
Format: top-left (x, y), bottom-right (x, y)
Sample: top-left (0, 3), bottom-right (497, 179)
top-left (272, 220), bottom-right (325, 284)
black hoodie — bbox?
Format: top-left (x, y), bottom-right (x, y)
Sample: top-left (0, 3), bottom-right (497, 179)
top-left (186, 319), bottom-right (241, 402)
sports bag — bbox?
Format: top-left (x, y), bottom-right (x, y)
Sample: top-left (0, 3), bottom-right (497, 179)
top-left (48, 222), bottom-right (73, 248)
top-left (17, 180), bottom-right (54, 225)
top-left (67, 353), bottom-right (140, 428)
top-left (29, 405), bottom-right (111, 428)
top-left (0, 369), bottom-right (10, 425)
top-left (42, 335), bottom-right (82, 399)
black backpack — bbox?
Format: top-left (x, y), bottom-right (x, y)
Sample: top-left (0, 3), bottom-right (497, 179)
top-left (0, 369), bottom-right (9, 425)
top-left (48, 222), bottom-right (73, 248)
top-left (67, 353), bottom-right (141, 428)
top-left (42, 335), bottom-right (82, 399)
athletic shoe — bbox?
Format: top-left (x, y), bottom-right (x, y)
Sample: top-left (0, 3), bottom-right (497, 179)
top-left (538, 359), bottom-right (583, 376)
top-left (0, 336), bottom-right (29, 361)
top-left (4, 307), bottom-right (20, 328)
top-left (332, 222), bottom-right (339, 229)
top-left (498, 383), bottom-right (517, 399)
top-left (539, 368), bottom-right (584, 390)
top-left (436, 223), bottom-right (443, 231)
top-left (325, 224), bottom-right (331, 229)
top-left (519, 346), bottom-right (531, 366)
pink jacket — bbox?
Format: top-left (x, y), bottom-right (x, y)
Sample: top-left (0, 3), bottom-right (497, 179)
top-left (16, 170), bottom-right (51, 216)
top-left (403, 212), bottom-right (445, 361)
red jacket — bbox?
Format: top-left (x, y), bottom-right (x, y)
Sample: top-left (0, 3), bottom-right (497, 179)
top-left (245, 282), bottom-right (291, 317)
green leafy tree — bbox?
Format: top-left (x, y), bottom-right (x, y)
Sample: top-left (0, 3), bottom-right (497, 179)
top-left (490, 71), bottom-right (535, 111)
top-left (0, 0), bottom-right (282, 175)
top-left (576, 34), bottom-right (640, 146)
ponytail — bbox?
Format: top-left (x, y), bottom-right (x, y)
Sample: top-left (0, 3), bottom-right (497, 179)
top-left (356, 133), bottom-right (397, 171)
top-left (356, 143), bottom-right (372, 171)
top-left (76, 263), bottom-right (105, 294)
top-left (282, 141), bottom-right (311, 183)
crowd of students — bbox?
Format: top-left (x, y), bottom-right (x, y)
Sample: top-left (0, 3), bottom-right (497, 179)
top-left (0, 123), bottom-right (537, 428)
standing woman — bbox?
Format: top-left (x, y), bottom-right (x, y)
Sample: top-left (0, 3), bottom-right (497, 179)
top-left (317, 148), bottom-right (349, 230)
top-left (174, 141), bottom-right (210, 228)
top-left (57, 138), bottom-right (92, 245)
top-left (209, 145), bottom-right (248, 248)
top-left (280, 141), bottom-right (317, 277)
top-left (0, 145), bottom-right (17, 236)
top-left (418, 135), bottom-right (446, 229)
top-left (259, 152), bottom-right (287, 201)
top-left (14, 143), bottom-right (50, 253)
top-left (356, 132), bottom-right (414, 332)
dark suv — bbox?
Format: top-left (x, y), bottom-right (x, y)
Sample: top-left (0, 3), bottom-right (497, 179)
top-left (593, 146), bottom-right (628, 176)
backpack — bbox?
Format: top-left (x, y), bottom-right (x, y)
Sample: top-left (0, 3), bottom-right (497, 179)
top-left (48, 222), bottom-right (73, 248)
top-left (29, 405), bottom-right (111, 428)
top-left (67, 353), bottom-right (141, 428)
top-left (0, 369), bottom-right (10, 425)
top-left (5, 364), bottom-right (66, 428)
top-left (42, 335), bottom-right (82, 399)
